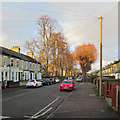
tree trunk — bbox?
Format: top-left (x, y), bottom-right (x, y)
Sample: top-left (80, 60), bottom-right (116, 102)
top-left (82, 67), bottom-right (86, 82)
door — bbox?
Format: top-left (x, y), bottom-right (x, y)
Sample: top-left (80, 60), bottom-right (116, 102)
top-left (18, 72), bottom-right (20, 81)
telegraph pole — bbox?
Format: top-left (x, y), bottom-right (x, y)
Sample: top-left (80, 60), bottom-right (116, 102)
top-left (99, 16), bottom-right (103, 97)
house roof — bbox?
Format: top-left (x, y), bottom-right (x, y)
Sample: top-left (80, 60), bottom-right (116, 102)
top-left (0, 46), bottom-right (41, 64)
top-left (113, 59), bottom-right (120, 64)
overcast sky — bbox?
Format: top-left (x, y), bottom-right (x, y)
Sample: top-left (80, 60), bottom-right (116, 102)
top-left (0, 0), bottom-right (119, 71)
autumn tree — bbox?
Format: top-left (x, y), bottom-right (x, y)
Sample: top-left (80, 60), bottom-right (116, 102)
top-left (73, 43), bottom-right (97, 82)
top-left (25, 15), bottom-right (77, 77)
top-left (63, 45), bottom-right (74, 76)
top-left (26, 15), bottom-right (57, 76)
top-left (50, 32), bottom-right (73, 77)
top-left (49, 32), bottom-right (65, 76)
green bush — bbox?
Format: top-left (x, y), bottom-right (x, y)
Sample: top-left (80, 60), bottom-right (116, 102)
top-left (89, 75), bottom-right (98, 83)
top-left (94, 85), bottom-right (98, 91)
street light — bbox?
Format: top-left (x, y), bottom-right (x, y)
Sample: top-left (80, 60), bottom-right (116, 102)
top-left (99, 16), bottom-right (103, 97)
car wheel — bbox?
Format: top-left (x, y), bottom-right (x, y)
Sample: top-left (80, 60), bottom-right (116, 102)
top-left (36, 84), bottom-right (38, 88)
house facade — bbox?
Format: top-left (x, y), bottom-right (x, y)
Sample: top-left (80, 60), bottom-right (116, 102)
top-left (0, 46), bottom-right (41, 88)
top-left (92, 59), bottom-right (120, 79)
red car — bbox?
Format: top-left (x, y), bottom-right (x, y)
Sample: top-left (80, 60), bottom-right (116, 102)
top-left (60, 79), bottom-right (75, 91)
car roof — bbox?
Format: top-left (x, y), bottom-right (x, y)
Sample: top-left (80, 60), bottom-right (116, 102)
top-left (63, 79), bottom-right (73, 81)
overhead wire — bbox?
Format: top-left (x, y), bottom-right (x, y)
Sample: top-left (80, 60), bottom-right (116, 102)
top-left (2, 3), bottom-right (96, 19)
top-left (1, 2), bottom-right (118, 42)
top-left (102, 1), bottom-right (118, 18)
top-left (66, 19), bottom-right (99, 39)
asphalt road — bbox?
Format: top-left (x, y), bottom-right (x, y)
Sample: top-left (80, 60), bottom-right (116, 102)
top-left (2, 82), bottom-right (77, 119)
top-left (2, 82), bottom-right (119, 119)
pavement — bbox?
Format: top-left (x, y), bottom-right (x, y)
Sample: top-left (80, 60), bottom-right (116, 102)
top-left (49, 82), bottom-right (120, 119)
top-left (2, 86), bottom-right (25, 93)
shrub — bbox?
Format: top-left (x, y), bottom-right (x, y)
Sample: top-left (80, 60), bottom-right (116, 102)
top-left (89, 75), bottom-right (98, 83)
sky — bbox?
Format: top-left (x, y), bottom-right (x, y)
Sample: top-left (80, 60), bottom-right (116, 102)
top-left (0, 0), bottom-right (119, 72)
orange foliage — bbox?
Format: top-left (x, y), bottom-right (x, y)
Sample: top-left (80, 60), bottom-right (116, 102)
top-left (73, 43), bottom-right (97, 72)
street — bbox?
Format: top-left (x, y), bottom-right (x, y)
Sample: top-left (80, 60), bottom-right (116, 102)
top-left (1, 2), bottom-right (120, 119)
top-left (2, 82), bottom-right (72, 119)
top-left (2, 82), bottom-right (120, 119)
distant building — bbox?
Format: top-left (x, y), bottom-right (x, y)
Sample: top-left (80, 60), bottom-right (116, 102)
top-left (0, 46), bottom-right (41, 88)
top-left (92, 59), bottom-right (120, 79)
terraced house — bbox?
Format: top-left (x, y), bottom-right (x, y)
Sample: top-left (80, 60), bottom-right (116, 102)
top-left (0, 46), bottom-right (41, 88)
top-left (92, 59), bottom-right (120, 79)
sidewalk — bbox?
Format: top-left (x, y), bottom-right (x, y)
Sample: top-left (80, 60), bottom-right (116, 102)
top-left (51, 82), bottom-right (120, 118)
top-left (2, 86), bottom-right (25, 93)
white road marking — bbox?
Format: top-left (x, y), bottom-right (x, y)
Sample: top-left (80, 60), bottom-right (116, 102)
top-left (46, 91), bottom-right (72, 119)
top-left (24, 115), bottom-right (31, 118)
top-left (0, 116), bottom-right (10, 119)
top-left (89, 94), bottom-right (96, 96)
top-left (31, 97), bottom-right (60, 118)
top-left (34, 107), bottom-right (52, 118)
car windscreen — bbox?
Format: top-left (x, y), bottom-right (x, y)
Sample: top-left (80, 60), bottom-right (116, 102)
top-left (43, 79), bottom-right (47, 81)
top-left (62, 81), bottom-right (72, 84)
top-left (36, 80), bottom-right (41, 82)
top-left (29, 80), bottom-right (35, 82)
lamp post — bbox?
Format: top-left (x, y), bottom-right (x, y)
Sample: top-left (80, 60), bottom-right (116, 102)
top-left (99, 16), bottom-right (103, 97)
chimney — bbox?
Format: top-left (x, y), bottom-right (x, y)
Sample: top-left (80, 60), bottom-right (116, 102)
top-left (26, 52), bottom-right (33, 58)
top-left (11, 46), bottom-right (20, 53)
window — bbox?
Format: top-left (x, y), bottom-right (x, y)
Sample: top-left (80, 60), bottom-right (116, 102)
top-left (38, 65), bottom-right (40, 71)
top-left (12, 72), bottom-right (14, 81)
top-left (29, 80), bottom-right (35, 82)
top-left (33, 64), bottom-right (34, 70)
top-left (11, 59), bottom-right (14, 67)
top-left (4, 57), bottom-right (7, 67)
top-left (22, 61), bottom-right (24, 69)
top-left (36, 64), bottom-right (37, 71)
top-left (30, 63), bottom-right (32, 70)
top-left (17, 60), bottom-right (19, 68)
top-left (62, 80), bottom-right (72, 84)
top-left (26, 62), bottom-right (28, 69)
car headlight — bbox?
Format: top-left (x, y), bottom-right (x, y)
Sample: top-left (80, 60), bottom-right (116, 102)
top-left (61, 84), bottom-right (63, 86)
top-left (69, 85), bottom-right (72, 87)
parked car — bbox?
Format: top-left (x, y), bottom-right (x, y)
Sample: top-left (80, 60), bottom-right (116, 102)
top-left (41, 79), bottom-right (47, 85)
top-left (68, 77), bottom-right (72, 79)
top-left (49, 78), bottom-right (56, 84)
top-left (41, 78), bottom-right (52, 85)
top-left (76, 77), bottom-right (82, 82)
top-left (60, 79), bottom-right (75, 91)
top-left (55, 78), bottom-right (60, 83)
top-left (53, 78), bottom-right (56, 84)
top-left (26, 80), bottom-right (43, 88)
